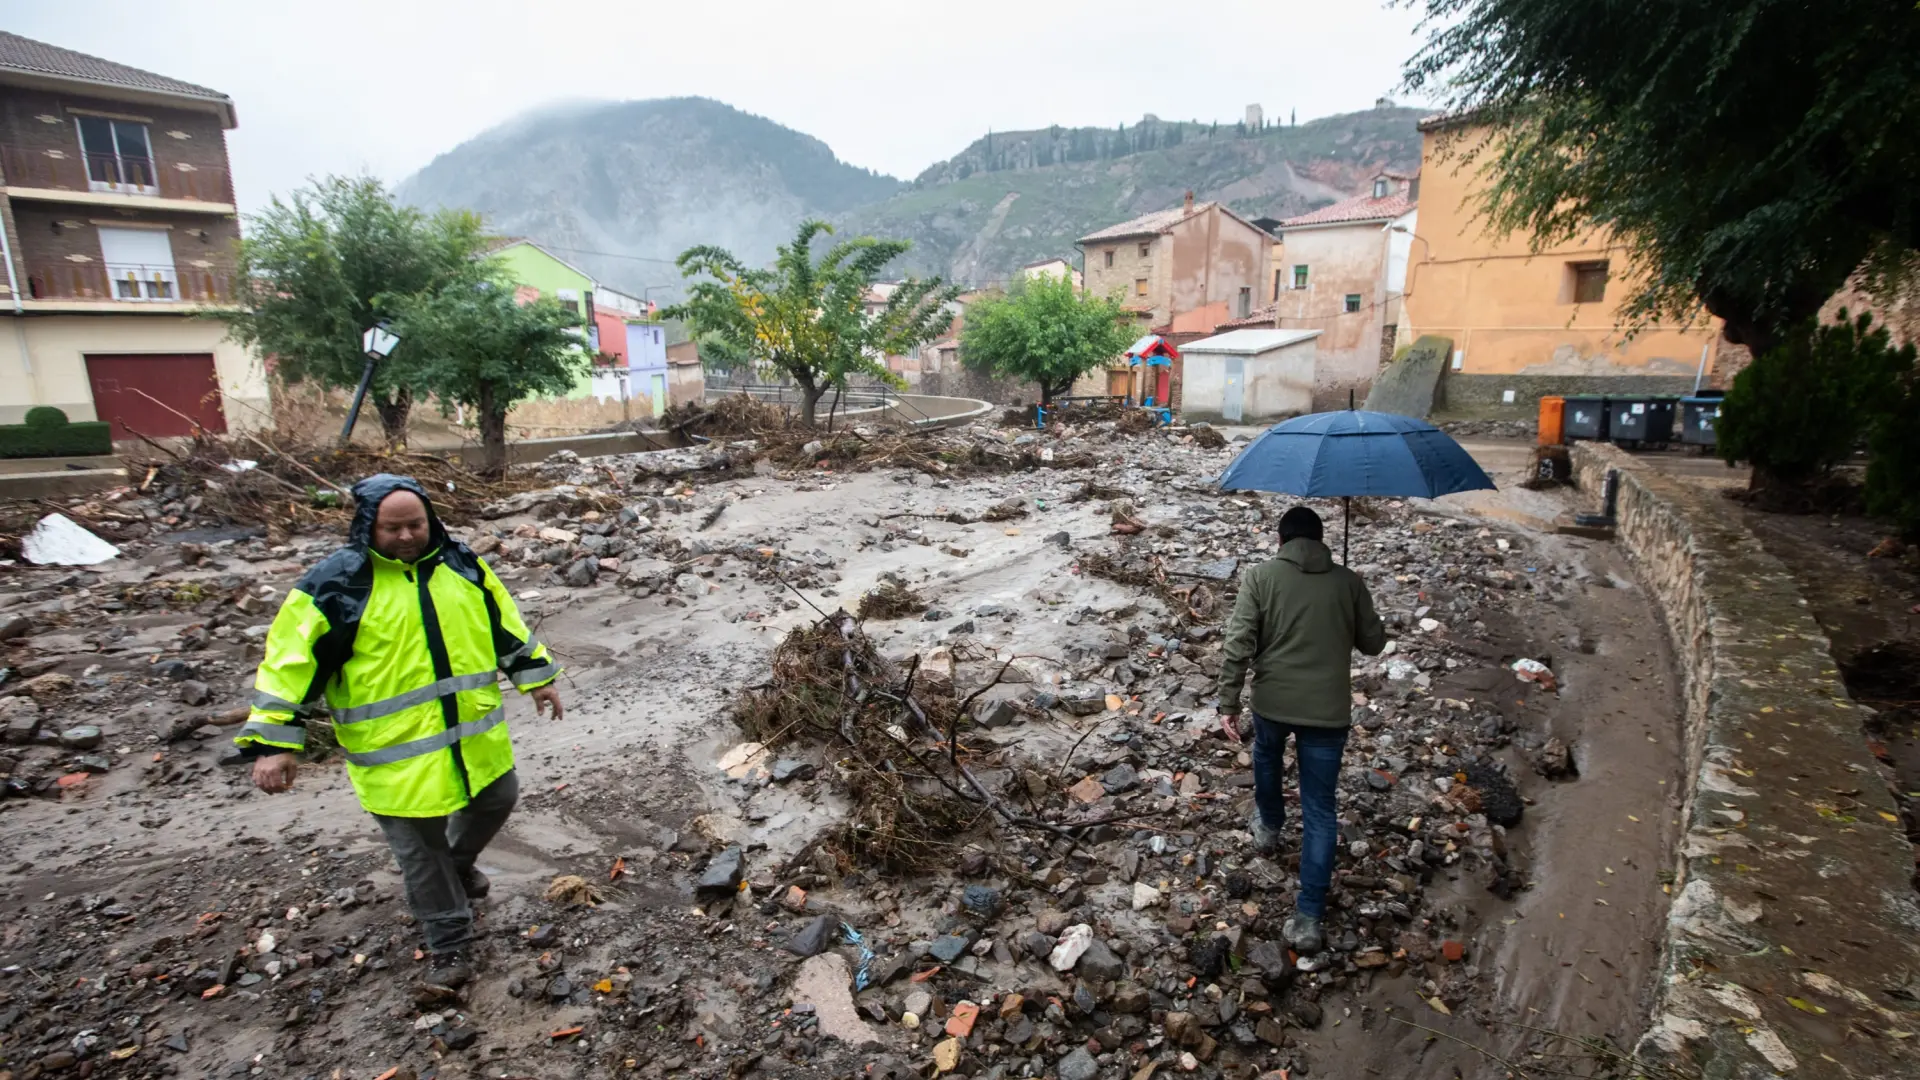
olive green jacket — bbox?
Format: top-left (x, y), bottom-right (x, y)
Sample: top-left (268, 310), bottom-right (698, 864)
top-left (1216, 537), bottom-right (1388, 727)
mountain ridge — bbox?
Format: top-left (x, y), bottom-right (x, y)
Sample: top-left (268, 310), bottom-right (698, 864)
top-left (396, 99), bottom-right (1424, 292)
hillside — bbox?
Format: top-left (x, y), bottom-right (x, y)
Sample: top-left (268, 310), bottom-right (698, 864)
top-left (835, 108), bottom-right (1426, 284)
top-left (396, 97), bottom-right (901, 292)
top-left (397, 102), bottom-right (1422, 292)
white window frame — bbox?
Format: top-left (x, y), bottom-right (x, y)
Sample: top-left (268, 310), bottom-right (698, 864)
top-left (75, 117), bottom-right (158, 196)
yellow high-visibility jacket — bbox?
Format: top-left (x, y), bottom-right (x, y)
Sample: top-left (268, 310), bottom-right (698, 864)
top-left (237, 474), bottom-right (558, 817)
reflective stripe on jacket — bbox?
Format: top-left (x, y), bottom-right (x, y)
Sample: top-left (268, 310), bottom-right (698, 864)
top-left (237, 474), bottom-right (558, 817)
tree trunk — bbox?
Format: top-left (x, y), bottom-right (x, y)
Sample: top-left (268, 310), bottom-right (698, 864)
top-left (477, 384), bottom-right (509, 478)
top-left (799, 380), bottom-right (828, 429)
top-left (374, 389), bottom-right (412, 450)
top-left (1038, 382), bottom-right (1054, 407)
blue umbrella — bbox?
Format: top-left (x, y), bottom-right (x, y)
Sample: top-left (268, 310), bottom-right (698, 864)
top-left (1218, 409), bottom-right (1496, 562)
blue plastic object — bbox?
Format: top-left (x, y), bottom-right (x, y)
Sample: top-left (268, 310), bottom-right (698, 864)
top-left (1218, 410), bottom-right (1496, 500)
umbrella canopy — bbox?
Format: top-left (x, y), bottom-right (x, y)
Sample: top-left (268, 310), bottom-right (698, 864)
top-left (1218, 410), bottom-right (1495, 499)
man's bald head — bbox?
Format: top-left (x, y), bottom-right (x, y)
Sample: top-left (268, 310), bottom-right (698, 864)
top-left (371, 490), bottom-right (432, 563)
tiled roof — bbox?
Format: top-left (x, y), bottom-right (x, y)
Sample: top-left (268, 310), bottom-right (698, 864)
top-left (1214, 303), bottom-right (1278, 331)
top-left (0, 31), bottom-right (230, 105)
top-left (1281, 192), bottom-right (1415, 229)
top-left (1080, 202), bottom-right (1215, 243)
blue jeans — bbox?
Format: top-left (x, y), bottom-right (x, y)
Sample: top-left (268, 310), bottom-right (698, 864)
top-left (1251, 716), bottom-right (1349, 918)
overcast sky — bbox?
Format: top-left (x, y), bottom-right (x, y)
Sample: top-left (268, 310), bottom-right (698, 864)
top-left (8, 0), bottom-right (1433, 214)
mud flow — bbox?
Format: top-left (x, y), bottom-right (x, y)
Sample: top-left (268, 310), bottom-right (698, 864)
top-left (0, 426), bottom-right (1686, 1080)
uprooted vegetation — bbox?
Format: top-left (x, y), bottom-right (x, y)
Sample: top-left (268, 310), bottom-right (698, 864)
top-left (734, 613), bottom-right (1146, 871)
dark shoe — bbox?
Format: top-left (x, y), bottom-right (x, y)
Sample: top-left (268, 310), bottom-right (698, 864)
top-left (1248, 810), bottom-right (1280, 855)
top-left (1283, 912), bottom-right (1325, 954)
top-left (459, 866), bottom-right (490, 899)
top-left (428, 950), bottom-right (472, 989)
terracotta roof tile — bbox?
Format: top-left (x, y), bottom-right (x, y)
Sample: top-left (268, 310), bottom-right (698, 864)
top-left (1280, 192), bottom-right (1415, 229)
top-left (1214, 303), bottom-right (1278, 330)
top-left (0, 31), bottom-right (229, 104)
top-left (1080, 202), bottom-right (1217, 243)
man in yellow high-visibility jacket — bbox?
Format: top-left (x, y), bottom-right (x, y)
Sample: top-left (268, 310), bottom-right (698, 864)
top-left (237, 473), bottom-right (562, 989)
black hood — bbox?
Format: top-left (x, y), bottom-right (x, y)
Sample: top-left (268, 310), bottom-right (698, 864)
top-left (348, 473), bottom-right (449, 554)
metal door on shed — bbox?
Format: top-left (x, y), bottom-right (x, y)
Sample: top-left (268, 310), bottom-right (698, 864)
top-left (1222, 356), bottom-right (1245, 422)
top-left (84, 353), bottom-right (227, 440)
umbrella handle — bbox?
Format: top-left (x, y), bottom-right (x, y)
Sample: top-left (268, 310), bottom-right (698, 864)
top-left (1343, 496), bottom-right (1350, 565)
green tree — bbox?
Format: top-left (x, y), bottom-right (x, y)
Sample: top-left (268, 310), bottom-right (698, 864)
top-left (394, 281), bottom-right (586, 475)
top-left (664, 221), bottom-right (957, 427)
top-left (229, 176), bottom-right (489, 446)
top-left (1403, 0), bottom-right (1920, 357)
top-left (960, 275), bottom-right (1135, 407)
top-left (1717, 313), bottom-right (1910, 492)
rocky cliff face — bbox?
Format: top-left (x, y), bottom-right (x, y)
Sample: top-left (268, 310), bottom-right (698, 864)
top-left (396, 97), bottom-right (901, 292)
top-left (398, 101), bottom-right (1423, 291)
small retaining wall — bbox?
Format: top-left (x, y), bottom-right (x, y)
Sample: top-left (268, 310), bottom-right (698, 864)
top-left (1571, 443), bottom-right (1920, 1078)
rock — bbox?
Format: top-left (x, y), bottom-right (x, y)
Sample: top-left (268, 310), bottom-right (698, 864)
top-left (974, 698), bottom-right (1017, 728)
top-left (176, 679), bottom-right (212, 706)
top-left (163, 1032), bottom-right (189, 1053)
top-left (1130, 882), bottom-right (1161, 910)
top-left (961, 885), bottom-right (1003, 919)
top-left (443, 1026), bottom-right (478, 1050)
top-left (1046, 531), bottom-right (1072, 548)
top-left (547, 974), bottom-right (573, 1000)
top-left (1532, 737), bottom-right (1576, 779)
top-left (1290, 998), bottom-right (1324, 1028)
top-left (1102, 762), bottom-right (1139, 793)
top-left (1035, 909), bottom-right (1073, 935)
top-left (927, 933), bottom-right (972, 963)
top-left (538, 526), bottom-right (579, 544)
top-left (563, 558), bottom-right (600, 587)
top-left (1061, 693), bottom-right (1106, 716)
top-left (697, 845), bottom-right (745, 896)
top-left (0, 614), bottom-right (29, 642)
top-left (1021, 931), bottom-right (1055, 959)
top-left (1442, 939), bottom-right (1467, 962)
top-left (770, 758), bottom-right (816, 783)
top-left (0, 696), bottom-right (43, 744)
top-left (1182, 936), bottom-right (1226, 981)
top-left (1464, 760), bottom-right (1524, 826)
top-left (526, 924), bottom-right (558, 947)
top-left (75, 754), bottom-right (111, 774)
top-left (1256, 1017), bottom-right (1289, 1046)
top-left (786, 914), bottom-right (837, 957)
top-left (1078, 940), bottom-right (1125, 981)
top-left (1049, 924), bottom-right (1093, 971)
top-left (1057, 1047), bottom-right (1100, 1080)
top-left (22, 513), bottom-right (117, 565)
top-left (58, 725), bottom-right (103, 750)
top-left (793, 953), bottom-right (880, 1046)
top-left (1068, 776), bottom-right (1107, 803)
top-left (1367, 768), bottom-right (1394, 791)
top-left (38, 1049), bottom-right (79, 1071)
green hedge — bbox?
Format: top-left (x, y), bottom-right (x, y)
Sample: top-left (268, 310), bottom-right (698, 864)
top-left (0, 408), bottom-right (112, 458)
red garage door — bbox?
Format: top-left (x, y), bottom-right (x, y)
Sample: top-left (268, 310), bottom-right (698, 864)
top-left (84, 354), bottom-right (227, 440)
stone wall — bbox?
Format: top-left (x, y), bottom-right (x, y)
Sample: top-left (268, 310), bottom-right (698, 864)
top-left (1570, 443), bottom-right (1920, 1079)
top-left (1440, 372), bottom-right (1699, 413)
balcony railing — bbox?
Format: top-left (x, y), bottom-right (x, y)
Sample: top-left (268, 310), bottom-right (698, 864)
top-left (0, 145), bottom-right (234, 204)
top-left (27, 261), bottom-right (236, 305)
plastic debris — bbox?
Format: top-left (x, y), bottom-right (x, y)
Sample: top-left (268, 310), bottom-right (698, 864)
top-left (22, 514), bottom-right (118, 566)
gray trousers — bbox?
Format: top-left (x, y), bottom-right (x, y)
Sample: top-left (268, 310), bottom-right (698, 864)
top-left (373, 769), bottom-right (519, 954)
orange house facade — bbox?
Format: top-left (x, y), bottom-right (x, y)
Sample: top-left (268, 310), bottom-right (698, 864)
top-left (1402, 120), bottom-right (1734, 409)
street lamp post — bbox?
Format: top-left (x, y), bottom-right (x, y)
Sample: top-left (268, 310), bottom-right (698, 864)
top-left (340, 322), bottom-right (400, 447)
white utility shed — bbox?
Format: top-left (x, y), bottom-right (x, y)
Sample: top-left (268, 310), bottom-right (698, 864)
top-left (1179, 328), bottom-right (1322, 424)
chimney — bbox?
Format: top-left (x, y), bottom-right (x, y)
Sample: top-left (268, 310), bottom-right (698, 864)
top-left (1183, 189), bottom-right (1195, 212)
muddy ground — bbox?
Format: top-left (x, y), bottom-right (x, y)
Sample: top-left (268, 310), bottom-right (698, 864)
top-left (0, 422), bottom-right (1687, 1080)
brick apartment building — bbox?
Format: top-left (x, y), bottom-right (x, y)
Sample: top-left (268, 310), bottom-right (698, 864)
top-left (0, 31), bottom-right (266, 439)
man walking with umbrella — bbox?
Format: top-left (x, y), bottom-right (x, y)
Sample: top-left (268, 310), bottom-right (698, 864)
top-left (1217, 506), bottom-right (1387, 953)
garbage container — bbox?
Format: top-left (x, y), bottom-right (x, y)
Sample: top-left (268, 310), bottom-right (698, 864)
top-left (1537, 396), bottom-right (1566, 446)
top-left (1606, 396), bottom-right (1677, 448)
top-left (1679, 392), bottom-right (1725, 448)
top-left (1562, 395), bottom-right (1610, 441)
